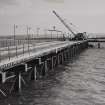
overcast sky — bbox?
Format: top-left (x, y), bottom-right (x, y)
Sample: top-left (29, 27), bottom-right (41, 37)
top-left (0, 0), bottom-right (105, 35)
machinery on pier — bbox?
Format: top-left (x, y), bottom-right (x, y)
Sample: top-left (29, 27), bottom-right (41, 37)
top-left (52, 10), bottom-right (87, 40)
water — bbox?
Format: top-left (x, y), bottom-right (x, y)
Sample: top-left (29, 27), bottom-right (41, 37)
top-left (1, 46), bottom-right (105, 105)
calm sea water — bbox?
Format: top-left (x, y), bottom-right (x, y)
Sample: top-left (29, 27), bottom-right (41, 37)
top-left (1, 43), bottom-right (105, 105)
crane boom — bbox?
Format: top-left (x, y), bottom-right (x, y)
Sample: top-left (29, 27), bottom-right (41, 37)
top-left (69, 23), bottom-right (79, 33)
top-left (53, 10), bottom-right (76, 36)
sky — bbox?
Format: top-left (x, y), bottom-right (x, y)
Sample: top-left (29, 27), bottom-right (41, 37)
top-left (0, 0), bottom-right (105, 35)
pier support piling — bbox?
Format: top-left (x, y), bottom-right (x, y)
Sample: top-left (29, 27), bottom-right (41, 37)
top-left (11, 65), bottom-right (25, 93)
top-left (31, 65), bottom-right (37, 80)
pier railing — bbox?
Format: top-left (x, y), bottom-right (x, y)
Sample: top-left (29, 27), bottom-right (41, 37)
top-left (0, 33), bottom-right (66, 63)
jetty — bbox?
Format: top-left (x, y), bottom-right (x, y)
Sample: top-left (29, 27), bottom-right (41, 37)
top-left (0, 40), bottom-right (88, 96)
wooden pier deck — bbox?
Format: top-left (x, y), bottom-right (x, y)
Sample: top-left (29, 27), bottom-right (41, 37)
top-left (0, 41), bottom-right (85, 70)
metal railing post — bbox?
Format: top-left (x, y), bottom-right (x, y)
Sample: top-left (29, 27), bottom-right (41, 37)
top-left (8, 45), bottom-right (10, 60)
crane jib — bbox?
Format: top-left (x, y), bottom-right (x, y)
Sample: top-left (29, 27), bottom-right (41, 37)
top-left (52, 10), bottom-right (76, 36)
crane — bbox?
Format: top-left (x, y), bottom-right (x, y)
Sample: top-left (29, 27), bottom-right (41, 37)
top-left (52, 10), bottom-right (86, 40)
top-left (52, 10), bottom-right (75, 36)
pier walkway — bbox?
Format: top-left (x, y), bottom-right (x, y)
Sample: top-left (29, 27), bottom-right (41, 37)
top-left (0, 41), bottom-right (86, 70)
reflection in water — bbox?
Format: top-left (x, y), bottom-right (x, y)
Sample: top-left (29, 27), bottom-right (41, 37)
top-left (1, 47), bottom-right (105, 105)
